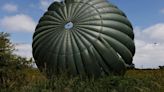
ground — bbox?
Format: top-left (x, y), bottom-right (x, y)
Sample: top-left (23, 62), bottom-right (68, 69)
top-left (0, 68), bottom-right (163, 92)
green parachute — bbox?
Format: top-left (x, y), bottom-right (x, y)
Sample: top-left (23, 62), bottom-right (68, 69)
top-left (32, 0), bottom-right (135, 78)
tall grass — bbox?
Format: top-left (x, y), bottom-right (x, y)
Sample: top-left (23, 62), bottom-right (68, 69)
top-left (0, 69), bottom-right (163, 92)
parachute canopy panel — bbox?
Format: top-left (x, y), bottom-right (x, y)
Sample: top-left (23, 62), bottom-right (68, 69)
top-left (32, 0), bottom-right (135, 77)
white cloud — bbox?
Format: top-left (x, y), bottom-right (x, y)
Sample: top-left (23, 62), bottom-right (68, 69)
top-left (160, 8), bottom-right (164, 14)
top-left (133, 23), bottom-right (164, 68)
top-left (40, 0), bottom-right (63, 11)
top-left (56, 0), bottom-right (63, 1)
top-left (143, 24), bottom-right (164, 41)
top-left (40, 0), bottom-right (51, 11)
top-left (2, 3), bottom-right (18, 13)
top-left (0, 14), bottom-right (36, 32)
top-left (14, 44), bottom-right (32, 58)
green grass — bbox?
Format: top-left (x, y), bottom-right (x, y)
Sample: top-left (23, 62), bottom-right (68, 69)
top-left (0, 69), bottom-right (164, 92)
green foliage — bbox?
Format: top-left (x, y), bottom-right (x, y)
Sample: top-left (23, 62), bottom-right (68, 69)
top-left (0, 32), bottom-right (13, 62)
top-left (0, 32), bottom-right (34, 89)
top-left (0, 69), bottom-right (163, 92)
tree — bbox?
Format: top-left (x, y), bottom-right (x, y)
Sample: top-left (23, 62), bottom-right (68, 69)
top-left (0, 32), bottom-right (33, 66)
top-left (0, 32), bottom-right (34, 88)
top-left (159, 66), bottom-right (164, 69)
top-left (0, 32), bottom-right (14, 63)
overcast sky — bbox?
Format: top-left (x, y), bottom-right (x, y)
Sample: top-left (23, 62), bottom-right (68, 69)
top-left (0, 0), bottom-right (164, 68)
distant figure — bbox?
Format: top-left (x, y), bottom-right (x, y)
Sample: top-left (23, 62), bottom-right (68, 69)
top-left (154, 42), bottom-right (159, 46)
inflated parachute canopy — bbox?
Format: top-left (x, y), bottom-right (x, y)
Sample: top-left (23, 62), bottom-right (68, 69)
top-left (32, 0), bottom-right (135, 78)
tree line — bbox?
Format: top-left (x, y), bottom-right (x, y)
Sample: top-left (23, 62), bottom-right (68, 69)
top-left (0, 32), bottom-right (34, 88)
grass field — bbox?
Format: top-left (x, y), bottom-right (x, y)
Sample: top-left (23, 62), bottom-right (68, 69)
top-left (0, 68), bottom-right (163, 92)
